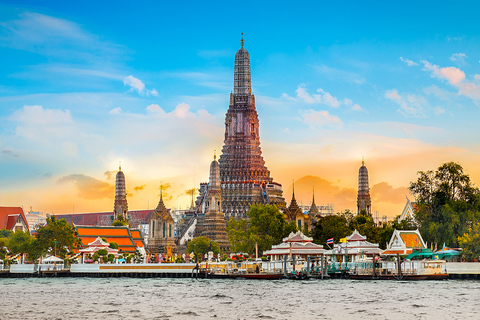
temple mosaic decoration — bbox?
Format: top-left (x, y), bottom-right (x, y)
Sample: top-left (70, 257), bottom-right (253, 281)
top-left (218, 35), bottom-right (286, 218)
top-left (356, 158), bottom-right (372, 215)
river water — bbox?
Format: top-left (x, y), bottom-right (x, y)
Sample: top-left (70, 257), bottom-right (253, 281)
top-left (1, 278), bottom-right (479, 319)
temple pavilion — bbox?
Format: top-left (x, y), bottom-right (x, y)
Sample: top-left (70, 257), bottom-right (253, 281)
top-left (324, 229), bottom-right (381, 263)
top-left (382, 229), bottom-right (427, 256)
top-left (263, 231), bottom-right (325, 261)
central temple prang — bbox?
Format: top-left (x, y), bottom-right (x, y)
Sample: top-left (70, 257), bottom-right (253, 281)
top-left (217, 36), bottom-right (286, 219)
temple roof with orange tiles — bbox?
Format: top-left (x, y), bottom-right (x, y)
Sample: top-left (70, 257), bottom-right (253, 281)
top-left (75, 225), bottom-right (145, 254)
top-left (382, 229), bottom-right (427, 255)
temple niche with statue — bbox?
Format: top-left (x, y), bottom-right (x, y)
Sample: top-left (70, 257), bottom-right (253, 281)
top-left (215, 35), bottom-right (286, 219)
top-left (147, 190), bottom-right (177, 255)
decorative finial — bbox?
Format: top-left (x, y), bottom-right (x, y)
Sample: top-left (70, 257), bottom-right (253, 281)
top-left (362, 156), bottom-right (365, 166)
top-left (214, 150), bottom-right (216, 161)
top-left (292, 179), bottom-right (295, 195)
top-left (160, 183), bottom-right (163, 200)
top-left (240, 33), bottom-right (244, 48)
top-left (119, 161), bottom-right (121, 171)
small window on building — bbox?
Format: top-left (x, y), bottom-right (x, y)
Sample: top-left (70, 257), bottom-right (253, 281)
top-left (304, 223), bottom-right (308, 232)
top-left (297, 220), bottom-right (302, 229)
top-left (163, 222), bottom-right (166, 238)
top-left (169, 224), bottom-right (172, 238)
top-left (152, 220), bottom-right (155, 238)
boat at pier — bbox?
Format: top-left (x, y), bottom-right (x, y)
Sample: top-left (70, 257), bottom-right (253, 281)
top-left (349, 257), bottom-right (448, 280)
top-left (200, 261), bottom-right (283, 280)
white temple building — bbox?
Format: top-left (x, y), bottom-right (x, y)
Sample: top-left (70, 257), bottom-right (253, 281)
top-left (263, 231), bottom-right (325, 261)
top-left (324, 229), bottom-right (381, 263)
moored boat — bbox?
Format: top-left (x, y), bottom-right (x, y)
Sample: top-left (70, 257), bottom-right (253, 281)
top-left (349, 257), bottom-right (448, 280)
top-left (200, 261), bottom-right (283, 280)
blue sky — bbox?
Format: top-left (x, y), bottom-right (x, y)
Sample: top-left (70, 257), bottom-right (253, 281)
top-left (1, 1), bottom-right (479, 217)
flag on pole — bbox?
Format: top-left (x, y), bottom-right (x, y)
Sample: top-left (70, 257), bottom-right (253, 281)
top-left (327, 238), bottom-right (334, 245)
top-left (339, 237), bottom-right (347, 243)
top-left (434, 243), bottom-right (437, 252)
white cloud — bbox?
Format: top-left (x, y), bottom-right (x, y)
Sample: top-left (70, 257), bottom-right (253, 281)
top-left (146, 104), bottom-right (166, 116)
top-left (352, 104), bottom-right (362, 111)
top-left (300, 109), bottom-right (342, 128)
top-left (283, 84), bottom-right (361, 110)
top-left (317, 89), bottom-right (340, 108)
top-left (123, 75), bottom-right (145, 93)
top-left (450, 53), bottom-right (467, 65)
top-left (123, 75), bottom-right (158, 96)
top-left (109, 107), bottom-right (122, 115)
top-left (385, 89), bottom-right (427, 118)
top-left (400, 57), bottom-right (418, 66)
top-left (10, 105), bottom-right (72, 124)
top-left (9, 105), bottom-right (74, 140)
top-left (422, 60), bottom-right (480, 101)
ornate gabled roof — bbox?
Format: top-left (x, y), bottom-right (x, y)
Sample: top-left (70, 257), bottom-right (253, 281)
top-left (87, 236), bottom-right (110, 247)
top-left (0, 207), bottom-right (29, 231)
top-left (287, 183), bottom-right (303, 219)
top-left (347, 229), bottom-right (367, 242)
top-left (283, 231), bottom-right (313, 243)
top-left (152, 189), bottom-right (174, 222)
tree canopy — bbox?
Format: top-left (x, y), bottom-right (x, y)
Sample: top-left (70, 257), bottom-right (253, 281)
top-left (35, 215), bottom-right (82, 258)
top-left (187, 236), bottom-right (220, 259)
top-left (409, 162), bottom-right (480, 247)
top-left (226, 204), bottom-right (297, 255)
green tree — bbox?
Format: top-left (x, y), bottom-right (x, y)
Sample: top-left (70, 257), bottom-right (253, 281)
top-left (310, 212), bottom-right (351, 246)
top-left (226, 204), bottom-right (295, 254)
top-left (35, 215), bottom-right (82, 258)
top-left (0, 229), bottom-right (13, 238)
top-left (109, 242), bottom-right (118, 249)
top-left (187, 237), bottom-right (220, 261)
top-left (112, 214), bottom-right (129, 226)
top-left (458, 222), bottom-right (480, 260)
top-left (226, 218), bottom-right (252, 253)
top-left (409, 162), bottom-right (480, 247)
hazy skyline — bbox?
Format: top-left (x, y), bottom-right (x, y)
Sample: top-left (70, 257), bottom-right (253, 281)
top-left (1, 1), bottom-right (479, 218)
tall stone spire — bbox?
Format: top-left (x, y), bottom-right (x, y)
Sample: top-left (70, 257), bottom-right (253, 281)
top-left (308, 186), bottom-right (319, 216)
top-left (357, 157), bottom-right (372, 215)
top-left (218, 35), bottom-right (286, 218)
top-left (113, 162), bottom-right (128, 220)
top-left (202, 154), bottom-right (230, 252)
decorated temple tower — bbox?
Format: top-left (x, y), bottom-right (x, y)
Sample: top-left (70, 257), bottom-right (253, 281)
top-left (218, 36), bottom-right (286, 219)
top-left (113, 163), bottom-right (128, 220)
top-left (201, 155), bottom-right (230, 252)
top-left (357, 158), bottom-right (372, 215)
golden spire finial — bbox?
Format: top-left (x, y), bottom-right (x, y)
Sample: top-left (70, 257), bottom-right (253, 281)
top-left (362, 156), bottom-right (365, 166)
top-left (160, 182), bottom-right (163, 200)
top-left (214, 150), bottom-right (216, 161)
top-left (119, 161), bottom-right (121, 171)
top-left (240, 33), bottom-right (244, 48)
